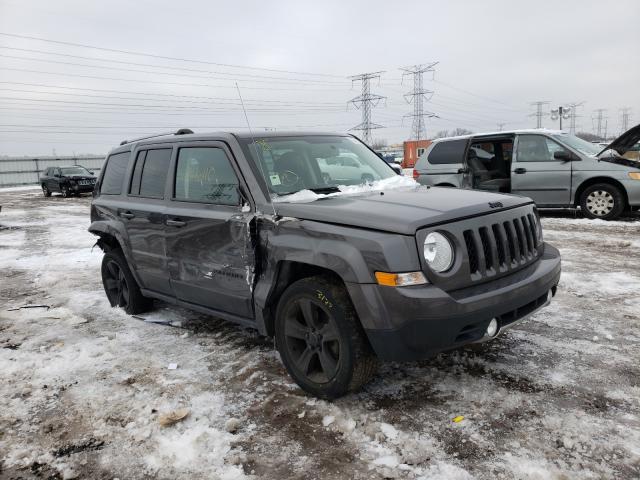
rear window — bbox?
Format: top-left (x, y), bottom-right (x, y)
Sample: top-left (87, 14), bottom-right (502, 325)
top-left (138, 148), bottom-right (172, 198)
top-left (427, 139), bottom-right (467, 164)
top-left (101, 152), bottom-right (130, 195)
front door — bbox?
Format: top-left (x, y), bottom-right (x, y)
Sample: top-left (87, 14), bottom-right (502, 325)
top-left (121, 146), bottom-right (173, 295)
top-left (511, 134), bottom-right (572, 206)
top-left (164, 143), bottom-right (254, 319)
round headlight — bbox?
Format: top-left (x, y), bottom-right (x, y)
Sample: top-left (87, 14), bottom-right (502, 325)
top-left (423, 232), bottom-right (454, 273)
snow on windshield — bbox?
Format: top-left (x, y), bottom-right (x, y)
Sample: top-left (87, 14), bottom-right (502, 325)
top-left (272, 174), bottom-right (418, 203)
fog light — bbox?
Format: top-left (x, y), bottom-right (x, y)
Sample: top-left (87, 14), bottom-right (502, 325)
top-left (485, 318), bottom-right (498, 337)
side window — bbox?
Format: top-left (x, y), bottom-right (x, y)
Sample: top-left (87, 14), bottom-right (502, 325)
top-left (101, 152), bottom-right (130, 195)
top-left (174, 147), bottom-right (239, 205)
top-left (428, 139), bottom-right (467, 164)
top-left (138, 149), bottom-right (172, 198)
top-left (44, 168), bottom-right (51, 176)
top-left (517, 135), bottom-right (568, 162)
top-left (129, 151), bottom-right (146, 195)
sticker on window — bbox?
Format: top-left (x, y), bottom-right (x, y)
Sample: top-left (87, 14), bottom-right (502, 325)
top-left (269, 174), bottom-right (282, 186)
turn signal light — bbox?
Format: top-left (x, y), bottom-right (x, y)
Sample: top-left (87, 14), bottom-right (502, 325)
top-left (375, 271), bottom-right (428, 287)
top-left (629, 172), bottom-right (640, 180)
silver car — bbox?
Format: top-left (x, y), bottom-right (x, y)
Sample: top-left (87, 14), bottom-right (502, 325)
top-left (414, 125), bottom-right (640, 220)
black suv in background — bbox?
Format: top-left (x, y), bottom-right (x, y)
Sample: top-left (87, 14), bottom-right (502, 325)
top-left (41, 166), bottom-right (97, 197)
top-left (90, 130), bottom-right (561, 399)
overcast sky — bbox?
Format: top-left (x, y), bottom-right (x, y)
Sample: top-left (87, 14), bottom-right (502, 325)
top-left (0, 0), bottom-right (638, 156)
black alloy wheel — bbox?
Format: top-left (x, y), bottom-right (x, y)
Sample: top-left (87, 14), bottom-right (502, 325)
top-left (275, 275), bottom-right (378, 399)
top-left (103, 258), bottom-right (130, 310)
top-left (282, 296), bottom-right (341, 384)
top-left (100, 250), bottom-right (152, 315)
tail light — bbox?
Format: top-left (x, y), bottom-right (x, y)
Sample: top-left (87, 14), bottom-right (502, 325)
top-left (412, 169), bottom-right (420, 180)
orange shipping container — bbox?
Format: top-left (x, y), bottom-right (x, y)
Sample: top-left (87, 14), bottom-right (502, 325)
top-left (403, 140), bottom-right (432, 168)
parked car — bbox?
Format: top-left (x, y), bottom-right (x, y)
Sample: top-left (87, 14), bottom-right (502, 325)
top-left (90, 130), bottom-right (560, 398)
top-left (40, 165), bottom-right (97, 197)
top-left (414, 125), bottom-right (640, 220)
top-left (317, 155), bottom-right (381, 183)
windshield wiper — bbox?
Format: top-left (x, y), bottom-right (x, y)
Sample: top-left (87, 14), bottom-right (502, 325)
top-left (308, 186), bottom-right (340, 194)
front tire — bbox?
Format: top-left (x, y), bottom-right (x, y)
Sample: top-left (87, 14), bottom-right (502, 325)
top-left (61, 186), bottom-right (70, 198)
top-left (580, 183), bottom-right (625, 220)
top-left (101, 249), bottom-right (152, 315)
top-left (275, 275), bottom-right (378, 399)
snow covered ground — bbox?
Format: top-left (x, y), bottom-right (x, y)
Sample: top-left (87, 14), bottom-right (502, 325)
top-left (1, 187), bottom-right (639, 479)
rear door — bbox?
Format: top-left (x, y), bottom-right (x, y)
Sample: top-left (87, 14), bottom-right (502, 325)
top-left (122, 145), bottom-right (173, 295)
top-left (415, 139), bottom-right (469, 187)
top-left (511, 134), bottom-right (572, 206)
top-left (165, 142), bottom-right (254, 319)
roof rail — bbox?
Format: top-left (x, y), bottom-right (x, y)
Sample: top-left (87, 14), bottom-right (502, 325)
top-left (119, 128), bottom-right (194, 146)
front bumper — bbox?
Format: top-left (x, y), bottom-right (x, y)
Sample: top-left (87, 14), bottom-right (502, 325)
top-left (347, 243), bottom-right (561, 362)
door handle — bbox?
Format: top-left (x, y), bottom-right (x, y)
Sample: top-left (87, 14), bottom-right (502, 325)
top-left (166, 218), bottom-right (186, 227)
top-left (514, 168), bottom-right (527, 174)
top-left (119, 211), bottom-right (135, 219)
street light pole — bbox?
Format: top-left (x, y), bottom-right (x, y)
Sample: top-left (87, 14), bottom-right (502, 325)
top-left (551, 105), bottom-right (571, 131)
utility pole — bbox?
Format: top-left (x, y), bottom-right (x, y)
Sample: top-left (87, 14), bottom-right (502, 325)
top-left (530, 101), bottom-right (550, 128)
top-left (592, 109), bottom-right (608, 139)
top-left (399, 62), bottom-right (438, 140)
top-left (566, 101), bottom-right (584, 134)
top-left (551, 105), bottom-right (571, 131)
top-left (620, 107), bottom-right (632, 134)
top-left (497, 123), bottom-right (506, 131)
top-left (347, 71), bottom-right (386, 145)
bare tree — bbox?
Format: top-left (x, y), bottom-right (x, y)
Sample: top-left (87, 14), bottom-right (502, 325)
top-left (371, 139), bottom-right (388, 149)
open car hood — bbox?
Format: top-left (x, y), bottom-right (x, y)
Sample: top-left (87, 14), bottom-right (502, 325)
top-left (598, 123), bottom-right (640, 156)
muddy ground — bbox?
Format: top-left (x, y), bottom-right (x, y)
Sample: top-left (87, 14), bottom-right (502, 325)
top-left (0, 188), bottom-right (639, 479)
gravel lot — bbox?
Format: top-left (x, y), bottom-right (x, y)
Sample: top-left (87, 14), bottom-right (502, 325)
top-left (1, 187), bottom-right (639, 480)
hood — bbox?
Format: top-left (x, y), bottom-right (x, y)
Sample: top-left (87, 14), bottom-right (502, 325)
top-left (273, 187), bottom-right (532, 235)
top-left (598, 123), bottom-right (640, 156)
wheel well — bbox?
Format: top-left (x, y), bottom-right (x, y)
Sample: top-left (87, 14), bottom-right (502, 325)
top-left (574, 177), bottom-right (628, 207)
top-left (262, 261), bottom-right (344, 337)
top-left (94, 232), bottom-right (123, 253)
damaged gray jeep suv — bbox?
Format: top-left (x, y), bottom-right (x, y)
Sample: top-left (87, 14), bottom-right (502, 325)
top-left (90, 130), bottom-right (561, 398)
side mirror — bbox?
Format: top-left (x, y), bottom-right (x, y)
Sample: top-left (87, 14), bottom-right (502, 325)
top-left (54, 173), bottom-right (61, 177)
top-left (554, 150), bottom-right (579, 162)
top-left (457, 167), bottom-right (469, 174)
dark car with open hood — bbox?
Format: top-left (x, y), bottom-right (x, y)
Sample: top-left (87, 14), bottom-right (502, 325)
top-left (89, 129), bottom-right (561, 398)
top-left (40, 165), bottom-right (97, 197)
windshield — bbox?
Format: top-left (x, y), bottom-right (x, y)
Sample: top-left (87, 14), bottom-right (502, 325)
top-left (552, 134), bottom-right (602, 156)
top-left (60, 166), bottom-right (91, 176)
top-left (239, 135), bottom-right (396, 196)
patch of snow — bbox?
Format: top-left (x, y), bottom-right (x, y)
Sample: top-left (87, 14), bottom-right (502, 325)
top-left (272, 175), bottom-right (418, 203)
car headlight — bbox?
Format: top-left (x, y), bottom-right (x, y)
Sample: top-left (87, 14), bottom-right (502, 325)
top-left (423, 232), bottom-right (454, 272)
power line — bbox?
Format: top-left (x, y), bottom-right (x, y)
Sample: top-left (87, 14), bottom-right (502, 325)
top-left (399, 63), bottom-right (438, 140)
top-left (0, 53), bottom-right (349, 87)
top-left (0, 67), bottom-right (345, 92)
top-left (347, 72), bottom-right (386, 145)
top-left (529, 101), bottom-right (550, 128)
top-left (0, 81), bottom-right (345, 105)
top-left (0, 32), bottom-right (345, 78)
top-left (0, 46), bottom-right (348, 85)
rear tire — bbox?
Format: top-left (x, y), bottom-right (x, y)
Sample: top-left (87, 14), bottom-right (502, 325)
top-left (275, 275), bottom-right (378, 399)
top-left (101, 249), bottom-right (153, 315)
top-left (42, 184), bottom-right (51, 197)
top-left (580, 183), bottom-right (625, 220)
